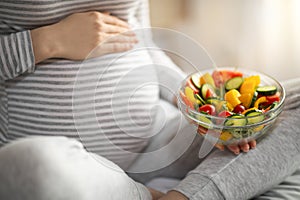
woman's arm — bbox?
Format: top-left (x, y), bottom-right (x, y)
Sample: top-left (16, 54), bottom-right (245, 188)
top-left (0, 31), bottom-right (35, 80)
top-left (1, 11), bottom-right (137, 81)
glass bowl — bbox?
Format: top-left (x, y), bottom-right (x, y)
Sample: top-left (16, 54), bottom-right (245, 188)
top-left (177, 67), bottom-right (285, 145)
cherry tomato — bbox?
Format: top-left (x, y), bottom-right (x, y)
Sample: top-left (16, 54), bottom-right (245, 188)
top-left (206, 89), bottom-right (215, 99)
top-left (199, 104), bottom-right (216, 115)
top-left (216, 111), bottom-right (232, 124)
top-left (218, 111), bottom-right (232, 118)
top-left (233, 104), bottom-right (246, 114)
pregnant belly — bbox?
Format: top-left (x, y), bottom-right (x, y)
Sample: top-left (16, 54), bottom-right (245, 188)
top-left (5, 51), bottom-right (159, 169)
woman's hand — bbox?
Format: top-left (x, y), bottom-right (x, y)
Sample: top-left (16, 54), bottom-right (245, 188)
top-left (148, 187), bottom-right (165, 200)
top-left (148, 188), bottom-right (188, 200)
top-left (31, 11), bottom-right (137, 63)
top-left (226, 140), bottom-right (256, 154)
top-left (197, 126), bottom-right (257, 154)
top-left (212, 138), bottom-right (257, 155)
top-left (158, 190), bottom-right (188, 200)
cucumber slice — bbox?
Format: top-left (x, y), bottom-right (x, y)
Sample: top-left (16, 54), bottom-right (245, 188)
top-left (195, 94), bottom-right (206, 105)
top-left (264, 102), bottom-right (278, 112)
top-left (191, 74), bottom-right (201, 89)
top-left (257, 86), bottom-right (277, 96)
top-left (269, 102), bottom-right (278, 110)
top-left (250, 92), bottom-right (258, 107)
top-left (206, 97), bottom-right (219, 104)
top-left (245, 110), bottom-right (265, 124)
top-left (200, 111), bottom-right (209, 115)
top-left (201, 83), bottom-right (216, 100)
top-left (196, 115), bottom-right (213, 129)
top-left (225, 77), bottom-right (244, 90)
top-left (225, 114), bottom-right (247, 127)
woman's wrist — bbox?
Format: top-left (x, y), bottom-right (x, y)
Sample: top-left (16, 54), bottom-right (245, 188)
top-left (30, 24), bottom-right (60, 64)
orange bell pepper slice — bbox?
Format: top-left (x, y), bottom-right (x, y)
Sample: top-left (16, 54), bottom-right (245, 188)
top-left (240, 75), bottom-right (260, 95)
top-left (254, 96), bottom-right (268, 109)
top-left (239, 93), bottom-right (253, 109)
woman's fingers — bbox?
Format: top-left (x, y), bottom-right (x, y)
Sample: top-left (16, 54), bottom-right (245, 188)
top-left (50, 11), bottom-right (136, 60)
top-left (102, 23), bottom-right (131, 34)
top-left (102, 13), bottom-right (129, 28)
top-left (101, 22), bottom-right (136, 36)
top-left (148, 188), bottom-right (165, 200)
top-left (103, 33), bottom-right (138, 43)
top-left (108, 35), bottom-right (138, 43)
top-left (215, 143), bottom-right (225, 151)
top-left (249, 140), bottom-right (257, 149)
top-left (239, 143), bottom-right (250, 152)
top-left (90, 33), bottom-right (138, 57)
top-left (227, 145), bottom-right (240, 155)
top-left (100, 43), bottom-right (134, 54)
top-left (88, 43), bottom-right (134, 58)
top-left (226, 140), bottom-right (256, 155)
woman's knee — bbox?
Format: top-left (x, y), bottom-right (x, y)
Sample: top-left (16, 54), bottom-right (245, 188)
top-left (0, 136), bottom-right (83, 168)
top-left (0, 136), bottom-right (143, 200)
top-left (0, 136), bottom-right (85, 200)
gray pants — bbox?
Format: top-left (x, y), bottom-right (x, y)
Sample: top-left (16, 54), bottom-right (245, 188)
top-left (0, 137), bottom-right (152, 200)
top-left (0, 136), bottom-right (299, 200)
top-left (0, 79), bottom-right (299, 200)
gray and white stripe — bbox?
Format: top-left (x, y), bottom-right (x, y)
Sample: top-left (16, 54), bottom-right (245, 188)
top-left (0, 0), bottom-right (160, 169)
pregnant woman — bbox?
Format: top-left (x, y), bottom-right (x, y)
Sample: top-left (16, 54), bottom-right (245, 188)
top-left (0, 0), bottom-right (299, 200)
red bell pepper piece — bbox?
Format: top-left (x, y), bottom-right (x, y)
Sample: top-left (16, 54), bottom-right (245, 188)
top-left (266, 92), bottom-right (280, 104)
top-left (212, 70), bottom-right (243, 88)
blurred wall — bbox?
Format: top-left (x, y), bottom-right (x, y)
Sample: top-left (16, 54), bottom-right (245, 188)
top-left (149, 0), bottom-right (300, 81)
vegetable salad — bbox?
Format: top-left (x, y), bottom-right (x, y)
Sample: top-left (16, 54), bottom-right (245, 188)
top-left (180, 69), bottom-right (281, 142)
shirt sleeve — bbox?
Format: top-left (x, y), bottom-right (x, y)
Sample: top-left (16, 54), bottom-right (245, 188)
top-left (0, 30), bottom-right (35, 81)
top-left (135, 0), bottom-right (186, 104)
top-left (173, 78), bottom-right (300, 200)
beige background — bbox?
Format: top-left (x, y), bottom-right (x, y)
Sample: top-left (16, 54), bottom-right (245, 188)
top-left (149, 0), bottom-right (300, 81)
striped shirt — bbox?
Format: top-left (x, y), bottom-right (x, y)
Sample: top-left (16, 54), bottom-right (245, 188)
top-left (0, 0), bottom-right (179, 169)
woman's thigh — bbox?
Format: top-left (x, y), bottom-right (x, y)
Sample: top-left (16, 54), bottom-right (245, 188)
top-left (0, 136), bottom-right (151, 200)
